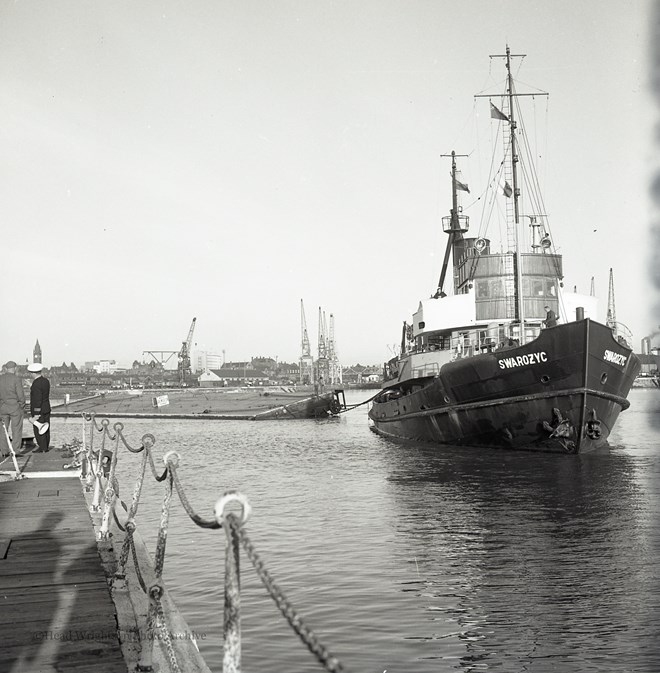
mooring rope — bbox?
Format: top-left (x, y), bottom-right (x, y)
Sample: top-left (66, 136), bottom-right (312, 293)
top-left (338, 390), bottom-right (381, 413)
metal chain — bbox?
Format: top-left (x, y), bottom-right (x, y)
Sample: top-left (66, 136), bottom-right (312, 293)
top-left (82, 413), bottom-right (346, 672)
top-left (155, 596), bottom-right (181, 673)
top-left (130, 535), bottom-right (147, 593)
top-left (153, 470), bottom-right (174, 577)
top-left (117, 449), bottom-right (149, 573)
top-left (147, 449), bottom-right (169, 482)
top-left (230, 517), bottom-right (345, 673)
top-left (115, 427), bottom-right (154, 454)
top-left (112, 506), bottom-right (126, 532)
top-left (170, 463), bottom-right (222, 529)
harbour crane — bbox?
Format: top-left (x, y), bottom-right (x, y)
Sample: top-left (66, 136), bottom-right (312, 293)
top-left (327, 313), bottom-right (342, 384)
top-left (178, 317), bottom-right (197, 386)
top-left (605, 268), bottom-right (633, 347)
top-left (301, 300), bottom-right (311, 358)
top-left (606, 268), bottom-right (616, 330)
top-left (316, 307), bottom-right (330, 386)
top-left (299, 300), bottom-right (314, 384)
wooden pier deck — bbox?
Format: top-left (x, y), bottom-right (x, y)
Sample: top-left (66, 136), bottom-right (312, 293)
top-left (0, 447), bottom-right (128, 673)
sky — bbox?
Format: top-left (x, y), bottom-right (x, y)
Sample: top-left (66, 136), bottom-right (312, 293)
top-left (0, 0), bottom-right (655, 368)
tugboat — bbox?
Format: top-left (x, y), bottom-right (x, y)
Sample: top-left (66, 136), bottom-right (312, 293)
top-left (369, 47), bottom-right (640, 453)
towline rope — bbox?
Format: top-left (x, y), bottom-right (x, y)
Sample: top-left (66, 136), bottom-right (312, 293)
top-left (337, 390), bottom-right (381, 413)
top-left (80, 412), bottom-right (349, 673)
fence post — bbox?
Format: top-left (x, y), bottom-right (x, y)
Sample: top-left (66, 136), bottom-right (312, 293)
top-left (215, 491), bottom-right (251, 673)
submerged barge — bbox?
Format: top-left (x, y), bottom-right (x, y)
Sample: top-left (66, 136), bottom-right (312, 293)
top-left (52, 387), bottom-right (344, 421)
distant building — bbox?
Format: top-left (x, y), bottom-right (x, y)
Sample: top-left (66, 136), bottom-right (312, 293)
top-left (33, 339), bottom-right (42, 364)
top-left (636, 352), bottom-right (659, 376)
top-left (48, 362), bottom-right (84, 386)
top-left (192, 351), bottom-right (224, 373)
top-left (85, 360), bottom-right (118, 374)
top-left (342, 364), bottom-right (382, 385)
top-left (199, 367), bottom-right (269, 388)
top-left (276, 361), bottom-right (300, 383)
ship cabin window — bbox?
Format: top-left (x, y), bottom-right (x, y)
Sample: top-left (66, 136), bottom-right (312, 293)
top-left (476, 280), bottom-right (489, 298)
top-left (476, 279), bottom-right (503, 298)
top-left (523, 277), bottom-right (558, 298)
top-left (420, 333), bottom-right (450, 352)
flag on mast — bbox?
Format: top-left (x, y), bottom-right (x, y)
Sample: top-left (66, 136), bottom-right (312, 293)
top-left (490, 102), bottom-right (509, 121)
top-left (502, 181), bottom-right (513, 198)
top-left (455, 178), bottom-right (470, 193)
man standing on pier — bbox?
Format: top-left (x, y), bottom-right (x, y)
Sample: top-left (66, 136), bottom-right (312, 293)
top-left (28, 362), bottom-right (50, 453)
top-left (0, 360), bottom-right (25, 456)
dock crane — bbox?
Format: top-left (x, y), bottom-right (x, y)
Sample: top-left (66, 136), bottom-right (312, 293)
top-left (606, 269), bottom-right (616, 331)
top-left (299, 300), bottom-right (314, 384)
top-left (178, 317), bottom-right (197, 386)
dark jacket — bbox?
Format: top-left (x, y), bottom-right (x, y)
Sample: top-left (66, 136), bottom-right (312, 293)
top-left (544, 310), bottom-right (558, 328)
top-left (30, 376), bottom-right (51, 420)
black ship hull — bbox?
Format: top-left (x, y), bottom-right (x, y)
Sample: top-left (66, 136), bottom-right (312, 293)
top-left (369, 319), bottom-right (640, 453)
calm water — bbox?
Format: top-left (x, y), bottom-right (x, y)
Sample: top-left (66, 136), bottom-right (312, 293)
top-left (57, 388), bottom-right (660, 672)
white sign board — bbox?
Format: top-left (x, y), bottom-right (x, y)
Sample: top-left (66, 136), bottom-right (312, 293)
top-left (152, 394), bottom-right (170, 408)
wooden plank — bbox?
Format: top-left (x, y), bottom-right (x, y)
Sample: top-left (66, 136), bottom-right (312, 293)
top-left (0, 460), bottom-right (129, 671)
top-left (0, 644), bottom-right (128, 673)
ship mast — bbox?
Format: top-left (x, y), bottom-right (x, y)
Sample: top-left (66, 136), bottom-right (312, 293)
top-left (436, 151), bottom-right (469, 298)
top-left (476, 46), bottom-right (550, 341)
top-left (503, 46), bottom-right (525, 337)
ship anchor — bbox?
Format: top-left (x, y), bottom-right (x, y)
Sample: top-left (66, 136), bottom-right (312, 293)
top-left (585, 409), bottom-right (602, 441)
top-left (542, 408), bottom-right (576, 453)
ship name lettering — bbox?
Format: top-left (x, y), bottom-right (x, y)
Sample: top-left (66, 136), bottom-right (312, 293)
top-left (603, 350), bottom-right (627, 366)
top-left (498, 351), bottom-right (548, 369)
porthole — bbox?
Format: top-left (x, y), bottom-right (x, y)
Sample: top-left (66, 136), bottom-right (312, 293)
top-left (443, 396), bottom-right (450, 404)
top-left (541, 375), bottom-right (550, 384)
top-left (601, 373), bottom-right (608, 384)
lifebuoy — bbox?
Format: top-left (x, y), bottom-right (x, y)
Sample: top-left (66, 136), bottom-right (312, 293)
top-left (474, 238), bottom-right (487, 253)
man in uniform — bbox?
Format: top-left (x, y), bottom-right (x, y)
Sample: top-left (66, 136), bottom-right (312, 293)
top-left (0, 360), bottom-right (26, 456)
top-left (28, 362), bottom-right (51, 453)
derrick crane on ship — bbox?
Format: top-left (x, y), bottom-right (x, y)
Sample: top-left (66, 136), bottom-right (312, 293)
top-left (299, 300), bottom-right (314, 385)
top-left (178, 317), bottom-right (197, 386)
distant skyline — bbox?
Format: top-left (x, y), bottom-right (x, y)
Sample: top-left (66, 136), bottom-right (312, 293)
top-left (0, 1), bottom-right (655, 367)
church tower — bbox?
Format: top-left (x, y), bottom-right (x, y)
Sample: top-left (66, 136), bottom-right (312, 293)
top-left (33, 339), bottom-right (42, 364)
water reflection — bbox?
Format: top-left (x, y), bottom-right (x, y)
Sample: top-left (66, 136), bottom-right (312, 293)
top-left (52, 390), bottom-right (659, 672)
top-left (384, 441), bottom-right (658, 671)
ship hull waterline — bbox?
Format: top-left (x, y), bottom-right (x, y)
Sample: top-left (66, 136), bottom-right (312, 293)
top-left (368, 319), bottom-right (640, 454)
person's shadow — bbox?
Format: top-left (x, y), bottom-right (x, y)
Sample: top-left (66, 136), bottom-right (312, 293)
top-left (1, 511), bottom-right (64, 673)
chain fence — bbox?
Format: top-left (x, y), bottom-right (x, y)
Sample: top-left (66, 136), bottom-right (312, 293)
top-left (74, 412), bottom-right (346, 673)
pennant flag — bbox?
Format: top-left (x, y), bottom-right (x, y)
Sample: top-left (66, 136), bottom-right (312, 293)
top-left (502, 181), bottom-right (513, 198)
top-left (455, 179), bottom-right (470, 194)
top-left (490, 102), bottom-right (509, 121)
